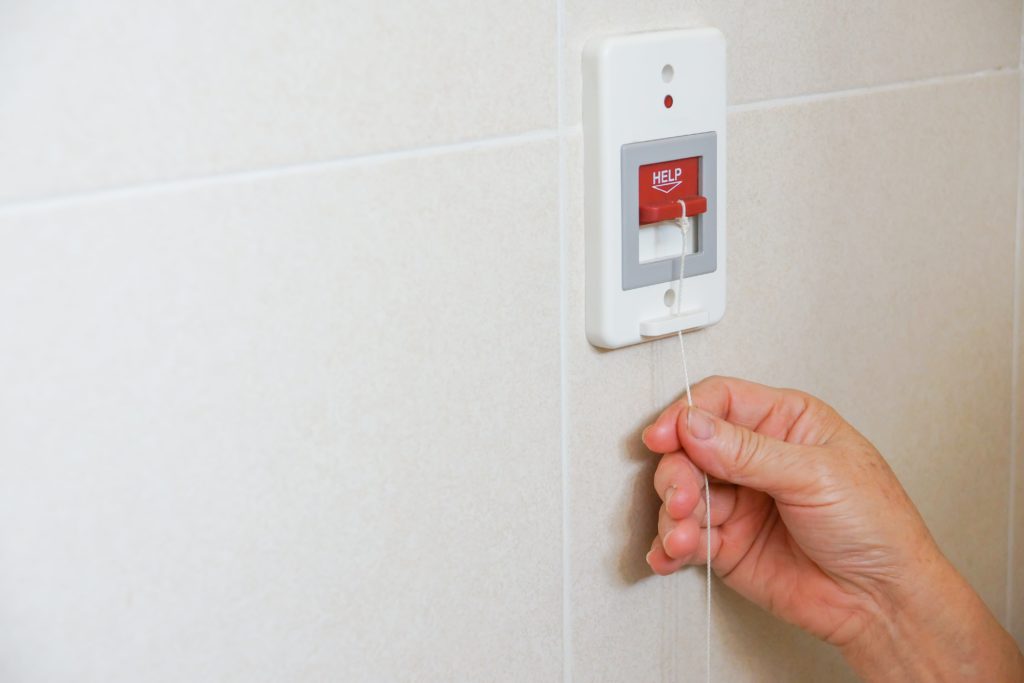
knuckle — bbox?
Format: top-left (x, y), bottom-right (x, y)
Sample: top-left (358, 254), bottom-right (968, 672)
top-left (782, 388), bottom-right (848, 445)
top-left (697, 374), bottom-right (728, 395)
top-left (654, 452), bottom-right (680, 482)
top-left (804, 397), bottom-right (838, 426)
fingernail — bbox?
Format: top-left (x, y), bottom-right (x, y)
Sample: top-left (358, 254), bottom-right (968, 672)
top-left (665, 486), bottom-right (676, 509)
top-left (641, 425), bottom-right (651, 442)
top-left (645, 550), bottom-right (654, 566)
top-left (688, 408), bottom-right (715, 440)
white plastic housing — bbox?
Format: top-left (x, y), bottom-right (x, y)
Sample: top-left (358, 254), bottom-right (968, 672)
top-left (583, 28), bottom-right (727, 349)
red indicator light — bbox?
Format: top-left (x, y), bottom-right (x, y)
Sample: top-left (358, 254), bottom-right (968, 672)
top-left (664, 95), bottom-right (673, 108)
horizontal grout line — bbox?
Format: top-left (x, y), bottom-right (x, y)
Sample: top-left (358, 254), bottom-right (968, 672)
top-left (0, 65), bottom-right (1015, 214)
top-left (0, 129), bottom-right (560, 215)
top-left (728, 66), bottom-right (1017, 112)
top-left (542, 67), bottom-right (1016, 135)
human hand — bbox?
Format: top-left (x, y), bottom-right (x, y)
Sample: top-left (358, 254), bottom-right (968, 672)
top-left (642, 376), bottom-right (1022, 681)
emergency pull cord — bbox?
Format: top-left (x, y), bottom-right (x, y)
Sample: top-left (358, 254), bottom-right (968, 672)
top-left (674, 200), bottom-right (712, 683)
top-left (638, 197), bottom-right (709, 337)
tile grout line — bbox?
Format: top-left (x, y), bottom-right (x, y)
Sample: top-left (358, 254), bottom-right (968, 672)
top-left (0, 129), bottom-right (561, 215)
top-left (556, 0), bottom-right (572, 679)
top-left (0, 68), bottom-right (1019, 215)
top-left (728, 66), bottom-right (1018, 113)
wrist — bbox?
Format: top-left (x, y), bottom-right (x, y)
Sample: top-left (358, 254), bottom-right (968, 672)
top-left (840, 548), bottom-right (957, 681)
top-left (840, 548), bottom-right (1022, 682)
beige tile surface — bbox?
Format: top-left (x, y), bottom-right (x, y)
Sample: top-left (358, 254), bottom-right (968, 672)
top-left (0, 1), bottom-right (556, 204)
top-left (0, 141), bottom-right (562, 682)
top-left (1015, 245), bottom-right (1023, 646)
top-left (562, 0), bottom-right (1020, 124)
top-left (1014, 81), bottom-right (1024, 644)
top-left (568, 72), bottom-right (1018, 680)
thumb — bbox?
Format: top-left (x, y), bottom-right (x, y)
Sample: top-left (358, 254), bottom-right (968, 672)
top-left (681, 406), bottom-right (824, 500)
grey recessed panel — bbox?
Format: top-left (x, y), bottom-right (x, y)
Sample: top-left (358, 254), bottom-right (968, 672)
top-left (621, 132), bottom-right (717, 291)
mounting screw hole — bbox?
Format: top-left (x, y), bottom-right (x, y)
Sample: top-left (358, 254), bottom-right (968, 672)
top-left (661, 64), bottom-right (674, 83)
top-left (663, 288), bottom-right (676, 308)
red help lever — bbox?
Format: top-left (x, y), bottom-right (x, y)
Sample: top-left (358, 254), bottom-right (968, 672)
top-left (638, 157), bottom-right (707, 225)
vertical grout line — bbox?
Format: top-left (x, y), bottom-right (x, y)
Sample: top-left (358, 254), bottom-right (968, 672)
top-left (0, 130), bottom-right (561, 215)
top-left (1006, 3), bottom-right (1024, 633)
top-left (725, 67), bottom-right (1014, 114)
top-left (556, 0), bottom-right (573, 681)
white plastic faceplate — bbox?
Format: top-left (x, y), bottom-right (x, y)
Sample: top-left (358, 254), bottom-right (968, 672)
top-left (583, 28), bottom-right (727, 349)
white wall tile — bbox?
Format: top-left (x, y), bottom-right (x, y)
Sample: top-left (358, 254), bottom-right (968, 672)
top-left (1013, 70), bottom-right (1024, 646)
top-left (2, 0), bottom-right (1022, 677)
top-left (567, 72), bottom-right (1019, 680)
top-left (0, 140), bottom-right (562, 682)
top-left (562, 0), bottom-right (1020, 124)
top-left (1014, 231), bottom-right (1024, 645)
top-left (0, 1), bottom-right (556, 203)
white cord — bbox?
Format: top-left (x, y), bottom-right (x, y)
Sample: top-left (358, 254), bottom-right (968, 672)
top-left (675, 202), bottom-right (711, 683)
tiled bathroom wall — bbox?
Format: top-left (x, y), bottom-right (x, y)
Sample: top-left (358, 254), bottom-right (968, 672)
top-left (0, 2), bottom-right (1021, 681)
top-left (1014, 27), bottom-right (1024, 648)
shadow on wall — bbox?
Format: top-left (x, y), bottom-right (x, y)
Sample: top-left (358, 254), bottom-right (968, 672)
top-left (615, 413), bottom-right (664, 585)
top-left (717, 588), bottom-right (854, 680)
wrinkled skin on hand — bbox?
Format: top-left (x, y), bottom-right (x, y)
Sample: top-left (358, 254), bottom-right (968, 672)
top-left (642, 376), bottom-right (941, 646)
